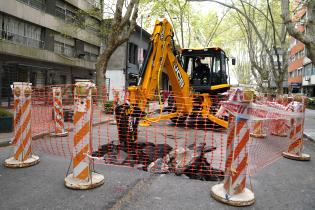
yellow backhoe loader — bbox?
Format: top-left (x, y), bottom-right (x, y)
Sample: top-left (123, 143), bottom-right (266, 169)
top-left (115, 18), bottom-right (233, 145)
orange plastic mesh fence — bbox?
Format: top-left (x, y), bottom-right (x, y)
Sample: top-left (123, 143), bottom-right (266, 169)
top-left (10, 85), bottom-right (305, 181)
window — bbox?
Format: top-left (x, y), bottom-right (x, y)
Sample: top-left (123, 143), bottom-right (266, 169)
top-left (17, 0), bottom-right (45, 10)
top-left (54, 34), bottom-right (75, 57)
top-left (55, 0), bottom-right (75, 23)
top-left (128, 43), bottom-right (138, 65)
top-left (60, 75), bottom-right (67, 85)
top-left (30, 72), bottom-right (37, 86)
top-left (83, 43), bottom-right (99, 62)
top-left (304, 64), bottom-right (312, 76)
top-left (0, 13), bottom-right (43, 48)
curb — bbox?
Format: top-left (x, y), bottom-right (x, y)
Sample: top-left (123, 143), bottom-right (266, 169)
top-left (304, 133), bottom-right (315, 143)
top-left (0, 140), bottom-right (10, 148)
top-left (0, 118), bottom-right (113, 148)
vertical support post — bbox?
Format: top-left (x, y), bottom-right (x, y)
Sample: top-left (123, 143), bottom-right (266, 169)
top-left (283, 96), bottom-right (310, 161)
top-left (211, 89), bottom-right (255, 206)
top-left (4, 82), bottom-right (39, 168)
top-left (271, 120), bottom-right (287, 137)
top-left (64, 81), bottom-right (104, 190)
top-left (51, 87), bottom-right (68, 137)
top-left (250, 120), bottom-right (266, 138)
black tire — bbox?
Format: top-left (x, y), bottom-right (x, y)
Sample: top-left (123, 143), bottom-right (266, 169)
top-left (170, 115), bottom-right (187, 125)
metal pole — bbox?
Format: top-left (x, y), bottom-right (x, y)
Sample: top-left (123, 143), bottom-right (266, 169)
top-left (140, 15), bottom-right (143, 44)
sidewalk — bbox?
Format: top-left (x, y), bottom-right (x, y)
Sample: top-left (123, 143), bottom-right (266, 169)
top-left (0, 112), bottom-right (114, 147)
top-left (304, 108), bottom-right (315, 142)
top-left (0, 140), bottom-right (314, 210)
top-left (0, 132), bottom-right (12, 147)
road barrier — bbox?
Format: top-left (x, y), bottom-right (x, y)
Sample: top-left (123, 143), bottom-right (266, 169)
top-left (2, 83), bottom-right (311, 202)
top-left (51, 87), bottom-right (68, 137)
top-left (64, 81), bottom-right (104, 190)
top-left (282, 96), bottom-right (310, 161)
top-left (4, 82), bottom-right (39, 168)
top-left (211, 90), bottom-right (255, 206)
top-left (271, 119), bottom-right (288, 137)
top-left (250, 120), bottom-right (266, 138)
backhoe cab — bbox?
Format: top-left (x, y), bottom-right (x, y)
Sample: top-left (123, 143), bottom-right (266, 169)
top-left (181, 48), bottom-right (231, 94)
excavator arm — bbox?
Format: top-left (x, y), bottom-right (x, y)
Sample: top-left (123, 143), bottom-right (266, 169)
top-left (128, 19), bottom-right (192, 116)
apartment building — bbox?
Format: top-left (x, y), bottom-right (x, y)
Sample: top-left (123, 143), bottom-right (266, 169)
top-left (0, 0), bottom-right (102, 101)
top-left (288, 0), bottom-right (315, 96)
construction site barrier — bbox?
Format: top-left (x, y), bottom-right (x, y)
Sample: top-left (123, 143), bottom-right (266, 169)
top-left (2, 83), bottom-right (311, 201)
top-left (51, 87), bottom-right (68, 137)
top-left (4, 82), bottom-right (39, 168)
top-left (282, 96), bottom-right (310, 161)
top-left (64, 80), bottom-right (104, 190)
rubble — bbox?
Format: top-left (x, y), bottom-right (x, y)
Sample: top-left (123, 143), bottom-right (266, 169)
top-left (92, 141), bottom-right (224, 181)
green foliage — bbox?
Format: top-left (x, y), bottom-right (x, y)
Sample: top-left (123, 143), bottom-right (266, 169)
top-left (104, 101), bottom-right (114, 114)
top-left (307, 97), bottom-right (315, 110)
top-left (0, 108), bottom-right (13, 117)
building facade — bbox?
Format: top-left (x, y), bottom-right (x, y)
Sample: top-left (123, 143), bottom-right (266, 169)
top-left (288, 0), bottom-right (315, 96)
top-left (106, 25), bottom-right (151, 100)
top-left (0, 0), bottom-right (102, 102)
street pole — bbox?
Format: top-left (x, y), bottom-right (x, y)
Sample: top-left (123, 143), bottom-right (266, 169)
top-left (140, 15), bottom-right (143, 44)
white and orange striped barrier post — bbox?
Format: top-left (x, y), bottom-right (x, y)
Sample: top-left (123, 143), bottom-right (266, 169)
top-left (211, 89), bottom-right (255, 206)
top-left (271, 120), bottom-right (287, 137)
top-left (250, 120), bottom-right (266, 138)
top-left (282, 96), bottom-right (310, 161)
top-left (4, 82), bottom-right (40, 168)
top-left (64, 81), bottom-right (104, 190)
top-left (51, 87), bottom-right (68, 137)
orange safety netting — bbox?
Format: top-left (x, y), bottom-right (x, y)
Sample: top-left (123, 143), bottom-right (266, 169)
top-left (9, 85), bottom-right (305, 181)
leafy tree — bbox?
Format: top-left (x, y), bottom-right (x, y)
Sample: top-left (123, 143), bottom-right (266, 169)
top-left (96, 0), bottom-right (140, 100)
top-left (189, 0), bottom-right (289, 94)
top-left (281, 0), bottom-right (315, 64)
top-left (141, 0), bottom-right (191, 48)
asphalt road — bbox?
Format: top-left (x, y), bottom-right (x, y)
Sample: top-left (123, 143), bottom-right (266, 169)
top-left (0, 140), bottom-right (314, 210)
top-left (1, 109), bottom-right (315, 210)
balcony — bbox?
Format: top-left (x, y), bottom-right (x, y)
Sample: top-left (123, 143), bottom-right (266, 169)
top-left (16, 0), bottom-right (45, 11)
top-left (0, 29), bottom-right (44, 49)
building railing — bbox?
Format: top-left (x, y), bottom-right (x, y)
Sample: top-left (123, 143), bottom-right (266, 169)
top-left (54, 42), bottom-right (75, 57)
top-left (0, 30), bottom-right (44, 49)
top-left (16, 0), bottom-right (45, 11)
top-left (83, 52), bottom-right (98, 62)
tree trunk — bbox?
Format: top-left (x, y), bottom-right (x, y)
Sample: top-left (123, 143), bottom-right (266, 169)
top-left (96, 52), bottom-right (110, 105)
top-left (276, 80), bottom-right (284, 95)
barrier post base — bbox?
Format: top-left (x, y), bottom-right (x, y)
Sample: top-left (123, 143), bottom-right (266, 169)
top-left (109, 120), bottom-right (117, 125)
top-left (50, 131), bottom-right (69, 137)
top-left (4, 155), bottom-right (40, 168)
top-left (282, 152), bottom-right (311, 161)
top-left (271, 132), bottom-right (287, 137)
top-left (250, 133), bottom-right (267, 138)
top-left (64, 172), bottom-right (104, 190)
top-left (210, 183), bottom-right (255, 207)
